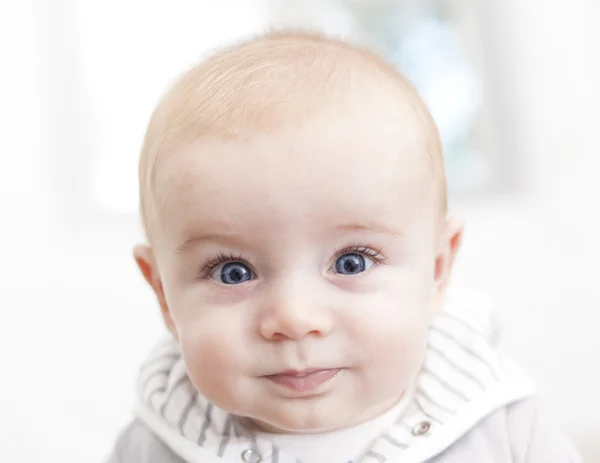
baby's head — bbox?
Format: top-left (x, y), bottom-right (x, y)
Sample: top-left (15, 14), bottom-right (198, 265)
top-left (134, 32), bottom-right (462, 433)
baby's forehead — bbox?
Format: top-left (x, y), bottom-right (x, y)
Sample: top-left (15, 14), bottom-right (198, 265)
top-left (154, 95), bottom-right (436, 238)
top-left (156, 67), bottom-right (433, 192)
top-left (156, 123), bottom-right (436, 246)
top-left (141, 32), bottom-right (445, 241)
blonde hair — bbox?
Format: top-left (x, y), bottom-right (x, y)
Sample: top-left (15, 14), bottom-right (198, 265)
top-left (138, 31), bottom-right (446, 242)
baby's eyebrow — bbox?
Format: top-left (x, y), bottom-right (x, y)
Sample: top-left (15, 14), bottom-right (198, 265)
top-left (336, 222), bottom-right (405, 237)
top-left (175, 223), bottom-right (403, 253)
top-left (174, 232), bottom-right (240, 254)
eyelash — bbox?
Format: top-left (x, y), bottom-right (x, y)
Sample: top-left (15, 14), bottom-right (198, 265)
top-left (198, 245), bottom-right (386, 279)
top-left (199, 252), bottom-right (250, 279)
top-left (333, 244), bottom-right (386, 265)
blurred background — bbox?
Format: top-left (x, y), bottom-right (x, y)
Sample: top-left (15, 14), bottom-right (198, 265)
top-left (0, 0), bottom-right (598, 461)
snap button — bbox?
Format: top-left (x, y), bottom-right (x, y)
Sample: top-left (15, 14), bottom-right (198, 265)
top-left (411, 420), bottom-right (431, 436)
top-left (241, 448), bottom-right (262, 463)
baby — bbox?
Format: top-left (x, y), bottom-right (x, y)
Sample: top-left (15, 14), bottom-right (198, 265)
top-left (108, 32), bottom-right (580, 462)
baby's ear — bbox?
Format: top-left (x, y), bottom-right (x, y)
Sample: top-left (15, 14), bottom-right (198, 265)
top-left (433, 217), bottom-right (464, 306)
top-left (133, 245), bottom-right (178, 338)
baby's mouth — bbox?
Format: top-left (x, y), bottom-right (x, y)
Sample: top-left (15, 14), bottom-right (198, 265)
top-left (264, 368), bottom-right (343, 392)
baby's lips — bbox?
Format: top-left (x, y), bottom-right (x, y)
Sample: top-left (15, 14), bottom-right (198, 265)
top-left (266, 368), bottom-right (343, 392)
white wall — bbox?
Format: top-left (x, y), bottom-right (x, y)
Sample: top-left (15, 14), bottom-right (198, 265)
top-left (454, 1), bottom-right (600, 456)
top-left (454, 1), bottom-right (600, 457)
top-left (0, 0), bottom-right (598, 462)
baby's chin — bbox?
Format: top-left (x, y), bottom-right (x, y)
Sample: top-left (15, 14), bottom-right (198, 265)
top-left (241, 398), bottom-right (374, 434)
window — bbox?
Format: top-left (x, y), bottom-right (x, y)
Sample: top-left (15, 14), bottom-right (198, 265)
top-left (271, 0), bottom-right (518, 196)
top-left (45, 0), bottom-right (269, 218)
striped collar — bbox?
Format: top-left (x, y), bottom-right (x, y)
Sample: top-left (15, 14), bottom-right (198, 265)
top-left (135, 291), bottom-right (536, 463)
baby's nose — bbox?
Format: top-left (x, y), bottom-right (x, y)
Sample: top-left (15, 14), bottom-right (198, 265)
top-left (258, 294), bottom-right (333, 341)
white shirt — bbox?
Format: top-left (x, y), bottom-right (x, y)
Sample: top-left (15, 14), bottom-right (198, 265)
top-left (255, 392), bottom-right (412, 463)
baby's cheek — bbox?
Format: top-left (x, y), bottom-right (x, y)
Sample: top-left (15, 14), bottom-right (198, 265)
top-left (393, 323), bottom-right (429, 373)
top-left (363, 301), bottom-right (430, 379)
top-left (178, 316), bottom-right (249, 408)
top-left (365, 323), bottom-right (428, 406)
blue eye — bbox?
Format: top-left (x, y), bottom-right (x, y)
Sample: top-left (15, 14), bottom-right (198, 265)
top-left (335, 253), bottom-right (368, 275)
top-left (218, 262), bottom-right (253, 284)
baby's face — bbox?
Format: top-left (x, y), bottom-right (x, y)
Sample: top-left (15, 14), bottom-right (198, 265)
top-left (151, 107), bottom-right (444, 432)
